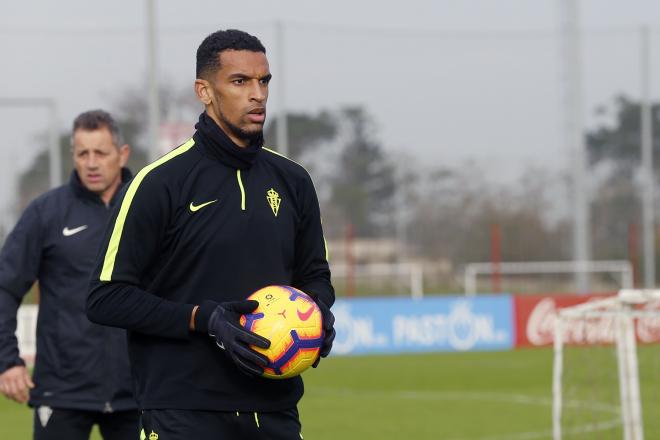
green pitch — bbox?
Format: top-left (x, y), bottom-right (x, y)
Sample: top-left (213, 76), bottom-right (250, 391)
top-left (301, 348), bottom-right (555, 440)
top-left (1, 347), bottom-right (656, 439)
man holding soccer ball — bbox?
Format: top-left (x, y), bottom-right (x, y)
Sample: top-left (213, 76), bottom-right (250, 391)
top-left (87, 29), bottom-right (335, 439)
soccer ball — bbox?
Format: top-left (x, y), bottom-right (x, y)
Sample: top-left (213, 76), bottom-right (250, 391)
top-left (240, 285), bottom-right (323, 379)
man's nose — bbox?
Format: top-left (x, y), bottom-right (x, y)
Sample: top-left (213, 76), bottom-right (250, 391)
top-left (86, 154), bottom-right (98, 168)
top-left (249, 82), bottom-right (267, 102)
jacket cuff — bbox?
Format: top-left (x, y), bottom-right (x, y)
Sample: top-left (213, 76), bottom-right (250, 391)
top-left (302, 287), bottom-right (334, 309)
top-left (0, 356), bottom-right (25, 373)
top-left (194, 300), bottom-right (219, 334)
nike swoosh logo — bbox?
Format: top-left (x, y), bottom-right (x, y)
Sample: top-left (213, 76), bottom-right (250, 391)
top-left (297, 305), bottom-right (315, 321)
top-left (189, 199), bottom-right (218, 212)
top-left (62, 225), bottom-right (88, 236)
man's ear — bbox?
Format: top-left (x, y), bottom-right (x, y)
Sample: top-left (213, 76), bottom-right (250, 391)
top-left (194, 79), bottom-right (212, 105)
top-left (118, 144), bottom-right (131, 167)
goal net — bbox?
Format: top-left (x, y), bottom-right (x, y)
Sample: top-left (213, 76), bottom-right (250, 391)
top-left (552, 289), bottom-right (660, 440)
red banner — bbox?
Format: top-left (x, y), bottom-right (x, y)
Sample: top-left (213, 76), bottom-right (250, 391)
top-left (515, 294), bottom-right (609, 347)
top-left (514, 293), bottom-right (660, 347)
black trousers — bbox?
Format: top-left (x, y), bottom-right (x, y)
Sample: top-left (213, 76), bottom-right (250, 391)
top-left (33, 407), bottom-right (139, 440)
top-left (139, 408), bottom-right (302, 440)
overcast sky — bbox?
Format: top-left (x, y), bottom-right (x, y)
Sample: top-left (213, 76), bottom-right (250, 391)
top-left (1, 0), bottom-right (660, 221)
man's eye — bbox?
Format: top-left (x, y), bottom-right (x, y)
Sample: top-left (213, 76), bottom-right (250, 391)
top-left (233, 79), bottom-right (245, 85)
top-left (260, 78), bottom-right (270, 85)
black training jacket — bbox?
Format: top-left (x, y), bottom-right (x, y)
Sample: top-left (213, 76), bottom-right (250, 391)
top-left (0, 169), bottom-right (136, 412)
top-left (87, 112), bottom-right (334, 412)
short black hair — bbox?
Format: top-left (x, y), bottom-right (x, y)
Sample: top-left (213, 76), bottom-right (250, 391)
top-left (72, 109), bottom-right (123, 146)
top-left (196, 29), bottom-right (266, 79)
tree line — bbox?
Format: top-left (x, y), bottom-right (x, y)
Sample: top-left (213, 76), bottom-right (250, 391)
top-left (14, 90), bottom-right (660, 282)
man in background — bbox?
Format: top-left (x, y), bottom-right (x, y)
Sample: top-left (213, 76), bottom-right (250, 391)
top-left (0, 110), bottom-right (138, 439)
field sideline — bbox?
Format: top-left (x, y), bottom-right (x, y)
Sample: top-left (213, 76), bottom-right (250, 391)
top-left (1, 349), bottom-right (558, 439)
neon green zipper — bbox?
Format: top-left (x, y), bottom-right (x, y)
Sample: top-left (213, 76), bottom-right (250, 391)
top-left (236, 169), bottom-right (246, 211)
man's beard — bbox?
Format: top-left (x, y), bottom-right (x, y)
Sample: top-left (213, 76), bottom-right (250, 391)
top-left (218, 108), bottom-right (264, 146)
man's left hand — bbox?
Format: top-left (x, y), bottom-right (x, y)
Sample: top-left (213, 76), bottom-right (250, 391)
top-left (312, 298), bottom-right (335, 368)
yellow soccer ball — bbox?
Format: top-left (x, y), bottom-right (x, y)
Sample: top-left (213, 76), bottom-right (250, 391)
top-left (240, 285), bottom-right (323, 379)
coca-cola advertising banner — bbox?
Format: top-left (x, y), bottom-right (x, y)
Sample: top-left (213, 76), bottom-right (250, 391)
top-left (514, 294), bottom-right (660, 347)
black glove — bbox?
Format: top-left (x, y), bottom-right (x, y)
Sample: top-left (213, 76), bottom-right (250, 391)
top-left (207, 300), bottom-right (271, 376)
top-left (312, 298), bottom-right (335, 368)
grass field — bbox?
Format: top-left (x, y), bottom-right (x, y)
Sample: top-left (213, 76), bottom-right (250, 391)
top-left (302, 348), bottom-right (556, 440)
top-left (1, 347), bottom-right (657, 439)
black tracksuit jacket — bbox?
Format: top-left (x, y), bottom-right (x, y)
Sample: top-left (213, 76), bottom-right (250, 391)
top-left (0, 169), bottom-right (136, 412)
top-left (87, 112), bottom-right (334, 412)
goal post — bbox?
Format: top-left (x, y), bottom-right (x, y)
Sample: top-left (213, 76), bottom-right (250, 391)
top-left (464, 260), bottom-right (634, 295)
top-left (552, 289), bottom-right (660, 440)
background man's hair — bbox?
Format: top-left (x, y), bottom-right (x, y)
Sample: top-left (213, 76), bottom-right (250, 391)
top-left (196, 29), bottom-right (266, 79)
top-left (72, 109), bottom-right (123, 147)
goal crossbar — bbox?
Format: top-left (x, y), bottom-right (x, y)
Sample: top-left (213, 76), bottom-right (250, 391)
top-left (464, 260), bottom-right (633, 295)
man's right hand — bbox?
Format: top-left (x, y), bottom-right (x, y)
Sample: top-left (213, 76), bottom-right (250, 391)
top-left (0, 365), bottom-right (34, 404)
top-left (208, 300), bottom-right (271, 376)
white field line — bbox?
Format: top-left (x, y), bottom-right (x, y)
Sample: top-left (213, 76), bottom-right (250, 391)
top-left (312, 387), bottom-right (621, 440)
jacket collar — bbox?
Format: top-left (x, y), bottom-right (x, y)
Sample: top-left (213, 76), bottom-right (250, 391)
top-left (193, 111), bottom-right (262, 170)
top-left (69, 168), bottom-right (132, 206)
